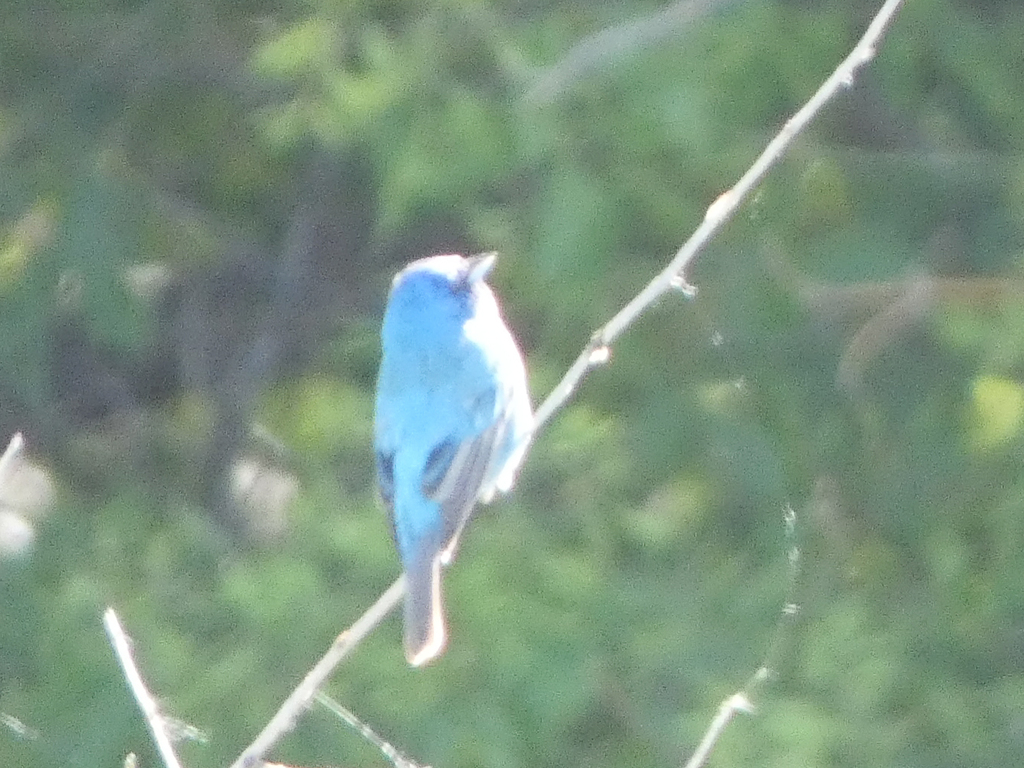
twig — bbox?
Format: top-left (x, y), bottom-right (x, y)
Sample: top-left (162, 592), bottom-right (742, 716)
top-left (524, 0), bottom-right (738, 106)
top-left (103, 608), bottom-right (185, 768)
top-left (535, 0), bottom-right (906, 432)
top-left (230, 0), bottom-right (905, 764)
top-left (228, 576), bottom-right (407, 768)
top-left (683, 691), bottom-right (756, 768)
top-left (682, 502), bottom-right (803, 768)
top-left (0, 711), bottom-right (40, 741)
top-left (316, 691), bottom-right (427, 768)
top-left (835, 270), bottom-right (935, 392)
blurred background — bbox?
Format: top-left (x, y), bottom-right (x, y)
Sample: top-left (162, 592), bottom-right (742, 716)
top-left (2, 0), bottom-right (1023, 766)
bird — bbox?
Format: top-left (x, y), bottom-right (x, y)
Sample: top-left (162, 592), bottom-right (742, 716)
top-left (373, 253), bottom-right (533, 666)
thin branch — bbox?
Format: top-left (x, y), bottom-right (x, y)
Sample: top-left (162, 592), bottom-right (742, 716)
top-left (229, 1), bottom-right (906, 764)
top-left (835, 270), bottom-right (935, 392)
top-left (316, 691), bottom-right (427, 768)
top-left (524, 0), bottom-right (738, 106)
top-left (683, 692), bottom-right (756, 768)
top-left (535, 0), bottom-right (906, 432)
top-left (103, 608), bottom-right (185, 768)
top-left (683, 503), bottom-right (801, 768)
top-left (0, 711), bottom-right (40, 741)
top-left (228, 576), bottom-right (407, 768)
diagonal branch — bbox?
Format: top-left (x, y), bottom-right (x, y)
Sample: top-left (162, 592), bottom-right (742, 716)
top-left (525, 0), bottom-right (739, 106)
top-left (228, 577), bottom-right (407, 768)
top-left (534, 0), bottom-right (906, 432)
top-left (104, 608), bottom-right (185, 768)
top-left (226, 0), bottom-right (905, 765)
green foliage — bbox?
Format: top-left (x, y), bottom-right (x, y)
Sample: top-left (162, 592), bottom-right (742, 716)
top-left (4, 1), bottom-right (1024, 767)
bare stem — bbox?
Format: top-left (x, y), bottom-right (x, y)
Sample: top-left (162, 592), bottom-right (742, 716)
top-left (683, 692), bottom-right (756, 768)
top-left (219, 0), bottom-right (904, 765)
top-left (535, 0), bottom-right (906, 432)
top-left (228, 576), bottom-right (407, 768)
top-left (104, 608), bottom-right (185, 768)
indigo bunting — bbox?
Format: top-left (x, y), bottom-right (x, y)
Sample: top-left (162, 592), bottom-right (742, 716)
top-left (374, 253), bottom-right (533, 666)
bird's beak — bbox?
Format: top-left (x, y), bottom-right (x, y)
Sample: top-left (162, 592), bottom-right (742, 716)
top-left (467, 252), bottom-right (498, 283)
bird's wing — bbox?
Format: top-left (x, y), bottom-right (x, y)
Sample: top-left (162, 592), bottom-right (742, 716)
top-left (375, 448), bottom-right (397, 543)
top-left (421, 417), bottom-right (510, 563)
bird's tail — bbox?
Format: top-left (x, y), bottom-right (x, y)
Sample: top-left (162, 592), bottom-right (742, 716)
top-left (404, 551), bottom-right (447, 666)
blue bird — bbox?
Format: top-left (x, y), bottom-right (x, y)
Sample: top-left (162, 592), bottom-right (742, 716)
top-left (374, 253), bottom-right (533, 666)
